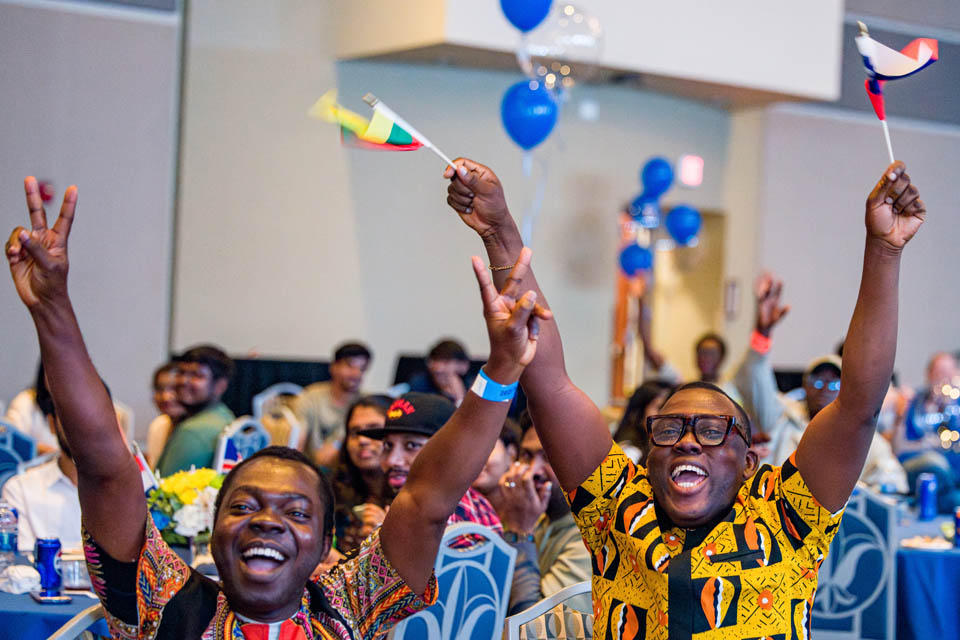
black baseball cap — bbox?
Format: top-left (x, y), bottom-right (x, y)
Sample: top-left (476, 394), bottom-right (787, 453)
top-left (360, 392), bottom-right (455, 439)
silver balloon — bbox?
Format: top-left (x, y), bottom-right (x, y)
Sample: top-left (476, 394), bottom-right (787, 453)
top-left (516, 3), bottom-right (603, 92)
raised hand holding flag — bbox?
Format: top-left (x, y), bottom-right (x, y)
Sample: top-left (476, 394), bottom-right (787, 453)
top-left (855, 22), bottom-right (939, 162)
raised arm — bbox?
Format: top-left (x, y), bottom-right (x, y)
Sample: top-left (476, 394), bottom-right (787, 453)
top-left (796, 162), bottom-right (925, 511)
top-left (442, 160), bottom-right (612, 492)
top-left (380, 249), bottom-right (550, 593)
top-left (733, 274), bottom-right (791, 437)
top-left (5, 178), bottom-right (145, 561)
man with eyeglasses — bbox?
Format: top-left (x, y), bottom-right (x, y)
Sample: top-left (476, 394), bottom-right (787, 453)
top-left (736, 274), bottom-right (908, 491)
top-left (443, 157), bottom-right (924, 639)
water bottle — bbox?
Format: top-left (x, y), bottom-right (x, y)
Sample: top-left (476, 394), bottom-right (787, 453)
top-left (0, 502), bottom-right (17, 571)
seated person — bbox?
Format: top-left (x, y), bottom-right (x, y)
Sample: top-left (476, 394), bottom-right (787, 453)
top-left (363, 392), bottom-right (503, 540)
top-left (499, 421), bottom-right (592, 615)
top-left (613, 379), bottom-right (674, 464)
top-left (734, 274), bottom-right (909, 493)
top-left (155, 345), bottom-right (236, 476)
top-left (1, 379), bottom-right (81, 551)
top-left (471, 417), bottom-right (520, 515)
top-left (296, 342), bottom-right (372, 469)
top-left (144, 361), bottom-right (187, 468)
top-left (4, 362), bottom-right (58, 455)
top-left (444, 157), bottom-right (924, 637)
top-left (5, 175), bottom-right (543, 638)
top-left (408, 339), bottom-right (474, 406)
top-left (330, 395), bottom-right (391, 554)
top-left (893, 351), bottom-right (960, 509)
top-left (635, 281), bottom-right (737, 398)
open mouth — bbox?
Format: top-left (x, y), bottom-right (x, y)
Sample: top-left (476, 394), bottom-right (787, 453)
top-left (240, 544), bottom-right (289, 575)
top-left (669, 463), bottom-right (708, 491)
top-left (386, 470), bottom-right (408, 489)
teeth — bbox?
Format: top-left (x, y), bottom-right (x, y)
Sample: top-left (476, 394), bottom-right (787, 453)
top-left (671, 464), bottom-right (707, 480)
top-left (242, 547), bottom-right (285, 562)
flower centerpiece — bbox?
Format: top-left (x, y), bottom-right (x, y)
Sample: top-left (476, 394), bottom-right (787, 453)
top-left (147, 467), bottom-right (224, 548)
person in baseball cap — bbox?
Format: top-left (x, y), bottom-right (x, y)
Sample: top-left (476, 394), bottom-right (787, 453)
top-left (364, 392), bottom-right (504, 536)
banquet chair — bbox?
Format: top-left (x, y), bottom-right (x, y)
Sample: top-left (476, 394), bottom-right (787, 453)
top-left (0, 420), bottom-right (35, 490)
top-left (261, 405), bottom-right (303, 449)
top-left (389, 522), bottom-right (517, 640)
top-left (47, 603), bottom-right (105, 639)
top-left (213, 416), bottom-right (271, 472)
top-left (811, 486), bottom-right (897, 640)
top-left (504, 581), bottom-right (593, 640)
top-left (251, 382), bottom-right (303, 419)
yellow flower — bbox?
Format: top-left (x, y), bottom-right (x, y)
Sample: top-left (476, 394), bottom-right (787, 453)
top-left (159, 468), bottom-right (218, 505)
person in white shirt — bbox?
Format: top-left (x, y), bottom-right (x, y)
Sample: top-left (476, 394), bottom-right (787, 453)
top-left (4, 362), bottom-right (59, 455)
top-left (1, 378), bottom-right (80, 551)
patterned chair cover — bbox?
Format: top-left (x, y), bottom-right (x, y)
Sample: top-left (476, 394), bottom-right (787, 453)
top-left (213, 417), bottom-right (271, 472)
top-left (811, 486), bottom-right (897, 639)
top-left (504, 581), bottom-right (593, 640)
top-left (390, 522), bottom-right (516, 640)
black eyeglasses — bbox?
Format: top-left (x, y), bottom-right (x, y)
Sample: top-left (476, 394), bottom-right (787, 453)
top-left (646, 414), bottom-right (749, 447)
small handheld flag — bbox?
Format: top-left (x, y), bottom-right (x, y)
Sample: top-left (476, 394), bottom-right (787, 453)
top-left (855, 22), bottom-right (939, 163)
top-left (309, 90), bottom-right (457, 170)
top-left (132, 442), bottom-right (158, 495)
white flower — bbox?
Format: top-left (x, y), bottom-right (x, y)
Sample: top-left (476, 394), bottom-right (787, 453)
top-left (173, 503), bottom-right (206, 538)
top-left (196, 486), bottom-right (219, 532)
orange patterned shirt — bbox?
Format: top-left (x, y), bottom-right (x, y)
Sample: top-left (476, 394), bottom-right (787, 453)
top-left (568, 443), bottom-right (843, 640)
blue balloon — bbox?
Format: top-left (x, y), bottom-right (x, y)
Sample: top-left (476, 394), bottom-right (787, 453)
top-left (640, 157), bottom-right (674, 200)
top-left (619, 245), bottom-right (653, 276)
top-left (500, 0), bottom-right (553, 32)
top-left (501, 81), bottom-right (558, 150)
top-left (665, 205), bottom-right (702, 245)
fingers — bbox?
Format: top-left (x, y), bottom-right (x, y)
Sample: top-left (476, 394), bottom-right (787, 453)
top-left (471, 256), bottom-right (500, 311)
top-left (52, 185), bottom-right (77, 237)
top-left (5, 227), bottom-right (27, 264)
top-left (23, 177), bottom-right (48, 231)
top-left (17, 229), bottom-right (54, 270)
top-left (506, 290), bottom-right (538, 337)
top-left (500, 247), bottom-right (532, 300)
top-left (867, 162), bottom-right (905, 207)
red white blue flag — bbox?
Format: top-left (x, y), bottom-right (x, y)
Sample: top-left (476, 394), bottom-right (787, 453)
top-left (855, 24), bottom-right (938, 122)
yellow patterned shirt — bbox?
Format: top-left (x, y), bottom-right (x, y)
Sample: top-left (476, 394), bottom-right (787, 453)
top-left (567, 443), bottom-right (843, 640)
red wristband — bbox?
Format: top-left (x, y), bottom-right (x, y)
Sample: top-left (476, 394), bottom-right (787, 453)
top-left (750, 330), bottom-right (772, 354)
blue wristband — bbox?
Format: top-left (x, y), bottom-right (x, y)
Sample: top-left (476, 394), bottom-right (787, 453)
top-left (471, 367), bottom-right (518, 403)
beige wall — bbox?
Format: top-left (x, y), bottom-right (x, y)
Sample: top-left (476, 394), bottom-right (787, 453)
top-left (739, 104), bottom-right (960, 386)
top-left (0, 1), bottom-right (179, 435)
top-left (174, 1), bottom-right (732, 404)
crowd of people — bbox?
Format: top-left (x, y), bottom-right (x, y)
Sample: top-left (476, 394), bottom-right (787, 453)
top-left (0, 155), bottom-right (949, 638)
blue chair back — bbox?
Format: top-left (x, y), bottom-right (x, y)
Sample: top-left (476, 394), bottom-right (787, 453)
top-left (0, 420), bottom-right (35, 479)
top-left (812, 486), bottom-right (896, 639)
top-left (389, 522), bottom-right (517, 640)
top-left (213, 417), bottom-right (271, 472)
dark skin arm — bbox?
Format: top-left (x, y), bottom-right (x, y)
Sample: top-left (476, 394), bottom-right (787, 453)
top-left (635, 280), bottom-right (666, 371)
top-left (796, 162), bottom-right (925, 511)
top-left (380, 249), bottom-right (552, 593)
top-left (5, 178), bottom-right (145, 562)
top-left (443, 160), bottom-right (612, 492)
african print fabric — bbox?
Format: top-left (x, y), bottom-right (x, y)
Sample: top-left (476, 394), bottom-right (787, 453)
top-left (568, 444), bottom-right (843, 640)
top-left (83, 517), bottom-right (437, 640)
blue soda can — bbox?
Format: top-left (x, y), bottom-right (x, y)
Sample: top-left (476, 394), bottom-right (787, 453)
top-left (916, 473), bottom-right (938, 521)
top-left (34, 538), bottom-right (62, 594)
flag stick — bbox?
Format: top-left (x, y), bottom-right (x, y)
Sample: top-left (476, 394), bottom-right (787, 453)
top-left (880, 120), bottom-right (895, 164)
top-left (363, 94), bottom-right (458, 171)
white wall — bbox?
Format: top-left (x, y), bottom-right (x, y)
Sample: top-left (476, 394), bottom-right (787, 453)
top-left (173, 0), bottom-right (731, 404)
top-left (0, 1), bottom-right (179, 436)
top-left (750, 104), bottom-right (960, 386)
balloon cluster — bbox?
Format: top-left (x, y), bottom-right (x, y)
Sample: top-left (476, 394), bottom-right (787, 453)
top-left (620, 157), bottom-right (703, 276)
top-left (499, 0), bottom-right (603, 150)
